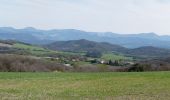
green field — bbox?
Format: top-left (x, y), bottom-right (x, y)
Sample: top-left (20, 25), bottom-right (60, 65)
top-left (0, 72), bottom-right (170, 100)
top-left (102, 53), bottom-right (132, 61)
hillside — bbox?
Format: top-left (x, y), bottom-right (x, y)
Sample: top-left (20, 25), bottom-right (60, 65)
top-left (45, 39), bottom-right (127, 53)
top-left (125, 46), bottom-right (170, 58)
top-left (0, 40), bottom-right (56, 56)
top-left (1, 27), bottom-right (170, 48)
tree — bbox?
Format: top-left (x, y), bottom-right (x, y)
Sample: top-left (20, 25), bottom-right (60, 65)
top-left (108, 59), bottom-right (113, 65)
top-left (86, 50), bottom-right (102, 58)
top-left (90, 59), bottom-right (98, 64)
top-left (114, 60), bottom-right (119, 66)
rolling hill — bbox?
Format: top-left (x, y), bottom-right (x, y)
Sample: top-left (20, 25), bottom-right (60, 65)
top-left (124, 46), bottom-right (170, 58)
top-left (45, 39), bottom-right (127, 53)
top-left (1, 39), bottom-right (170, 59)
top-left (45, 39), bottom-right (170, 58)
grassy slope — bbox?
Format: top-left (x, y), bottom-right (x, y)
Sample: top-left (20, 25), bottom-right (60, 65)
top-left (12, 43), bottom-right (84, 57)
top-left (0, 72), bottom-right (170, 100)
top-left (13, 43), bottom-right (57, 56)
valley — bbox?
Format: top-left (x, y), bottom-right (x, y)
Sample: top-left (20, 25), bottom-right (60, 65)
top-left (1, 0), bottom-right (170, 99)
top-left (0, 38), bottom-right (170, 72)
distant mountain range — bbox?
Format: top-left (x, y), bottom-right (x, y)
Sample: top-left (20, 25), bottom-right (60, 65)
top-left (1, 27), bottom-right (170, 49)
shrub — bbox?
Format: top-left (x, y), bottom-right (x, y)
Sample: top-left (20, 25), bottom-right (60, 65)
top-left (0, 54), bottom-right (68, 72)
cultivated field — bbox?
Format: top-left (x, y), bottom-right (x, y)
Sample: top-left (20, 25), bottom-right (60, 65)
top-left (0, 72), bottom-right (170, 100)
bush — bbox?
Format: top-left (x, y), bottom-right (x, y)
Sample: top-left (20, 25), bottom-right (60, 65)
top-left (0, 54), bottom-right (70, 72)
top-left (128, 63), bottom-right (144, 72)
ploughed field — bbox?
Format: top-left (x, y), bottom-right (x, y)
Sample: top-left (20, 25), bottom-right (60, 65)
top-left (0, 72), bottom-right (170, 100)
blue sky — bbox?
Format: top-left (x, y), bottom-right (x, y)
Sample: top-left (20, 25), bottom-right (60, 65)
top-left (0, 0), bottom-right (170, 35)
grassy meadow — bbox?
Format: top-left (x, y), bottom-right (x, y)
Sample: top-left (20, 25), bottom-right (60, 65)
top-left (0, 72), bottom-right (170, 100)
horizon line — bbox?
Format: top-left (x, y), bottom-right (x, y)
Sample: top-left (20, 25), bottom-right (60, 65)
top-left (0, 26), bottom-right (169, 36)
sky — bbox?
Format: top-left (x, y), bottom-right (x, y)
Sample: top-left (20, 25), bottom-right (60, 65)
top-left (0, 0), bottom-right (170, 35)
